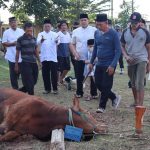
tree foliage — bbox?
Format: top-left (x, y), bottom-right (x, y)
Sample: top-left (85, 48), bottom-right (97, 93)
top-left (117, 0), bottom-right (135, 29)
top-left (0, 0), bottom-right (9, 8)
top-left (9, 0), bottom-right (110, 25)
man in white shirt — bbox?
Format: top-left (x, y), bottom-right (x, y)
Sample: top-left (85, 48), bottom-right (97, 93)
top-left (37, 19), bottom-right (59, 94)
top-left (71, 13), bottom-right (97, 98)
top-left (2, 17), bottom-right (24, 89)
top-left (57, 20), bottom-right (72, 84)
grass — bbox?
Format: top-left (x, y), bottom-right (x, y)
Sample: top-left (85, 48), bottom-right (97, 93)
top-left (0, 53), bottom-right (150, 150)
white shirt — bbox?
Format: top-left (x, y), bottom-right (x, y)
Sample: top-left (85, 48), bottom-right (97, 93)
top-left (72, 26), bottom-right (96, 60)
top-left (37, 31), bottom-right (59, 62)
top-left (2, 28), bottom-right (24, 62)
top-left (57, 31), bottom-right (71, 43)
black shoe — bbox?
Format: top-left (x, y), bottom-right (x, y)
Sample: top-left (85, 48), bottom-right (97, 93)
top-left (43, 91), bottom-right (51, 94)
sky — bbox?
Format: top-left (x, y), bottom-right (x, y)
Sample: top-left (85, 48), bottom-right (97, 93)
top-left (0, 0), bottom-right (150, 23)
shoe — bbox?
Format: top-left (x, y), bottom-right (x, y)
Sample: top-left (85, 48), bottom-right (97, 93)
top-left (53, 90), bottom-right (58, 94)
top-left (92, 95), bottom-right (98, 99)
top-left (75, 94), bottom-right (83, 98)
top-left (43, 90), bottom-right (51, 94)
top-left (85, 96), bottom-right (92, 101)
top-left (96, 108), bottom-right (105, 113)
top-left (112, 95), bottom-right (121, 109)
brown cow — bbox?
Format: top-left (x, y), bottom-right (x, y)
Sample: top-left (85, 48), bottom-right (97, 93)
top-left (0, 88), bottom-right (107, 142)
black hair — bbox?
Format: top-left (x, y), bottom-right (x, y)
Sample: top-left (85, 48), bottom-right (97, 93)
top-left (23, 22), bottom-right (33, 30)
top-left (58, 20), bottom-right (68, 28)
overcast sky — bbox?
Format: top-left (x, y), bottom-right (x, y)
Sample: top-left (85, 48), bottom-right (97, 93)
top-left (0, 0), bottom-right (150, 23)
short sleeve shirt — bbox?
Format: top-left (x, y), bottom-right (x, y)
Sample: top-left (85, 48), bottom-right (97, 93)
top-left (57, 31), bottom-right (71, 57)
top-left (121, 27), bottom-right (150, 65)
top-left (16, 34), bottom-right (37, 63)
top-left (71, 26), bottom-right (97, 60)
top-left (2, 28), bottom-right (24, 62)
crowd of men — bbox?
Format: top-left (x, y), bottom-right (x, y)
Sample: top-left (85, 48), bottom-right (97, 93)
top-left (2, 12), bottom-right (150, 113)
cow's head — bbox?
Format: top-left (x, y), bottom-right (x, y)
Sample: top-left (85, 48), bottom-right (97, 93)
top-left (71, 96), bottom-right (108, 136)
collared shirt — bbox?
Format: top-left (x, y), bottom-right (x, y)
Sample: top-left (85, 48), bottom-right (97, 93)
top-left (37, 31), bottom-right (59, 62)
top-left (16, 34), bottom-right (37, 63)
top-left (90, 29), bottom-right (121, 67)
top-left (2, 28), bottom-right (24, 62)
top-left (57, 31), bottom-right (71, 57)
top-left (121, 27), bottom-right (150, 65)
top-left (72, 26), bottom-right (97, 60)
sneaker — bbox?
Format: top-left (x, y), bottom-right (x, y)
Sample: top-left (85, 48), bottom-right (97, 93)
top-left (96, 108), bottom-right (105, 113)
top-left (53, 90), bottom-right (58, 94)
top-left (112, 95), bottom-right (121, 109)
top-left (75, 94), bottom-right (83, 98)
top-left (43, 90), bottom-right (51, 94)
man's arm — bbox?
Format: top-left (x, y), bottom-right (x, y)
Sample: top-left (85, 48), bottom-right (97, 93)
top-left (2, 31), bottom-right (16, 47)
top-left (146, 43), bottom-right (150, 73)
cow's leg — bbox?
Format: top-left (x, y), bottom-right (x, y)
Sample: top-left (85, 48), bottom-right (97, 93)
top-left (0, 131), bottom-right (21, 142)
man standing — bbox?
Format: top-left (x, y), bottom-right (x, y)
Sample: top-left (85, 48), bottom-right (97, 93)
top-left (37, 19), bottom-right (59, 94)
top-left (57, 20), bottom-right (72, 84)
top-left (2, 17), bottom-right (24, 89)
top-left (15, 22), bottom-right (41, 95)
top-left (121, 12), bottom-right (150, 107)
top-left (89, 14), bottom-right (121, 113)
top-left (71, 13), bottom-right (96, 98)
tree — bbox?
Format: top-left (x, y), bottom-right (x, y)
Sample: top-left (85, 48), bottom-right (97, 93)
top-left (0, 0), bottom-right (9, 8)
top-left (117, 0), bottom-right (135, 28)
top-left (10, 0), bottom-right (69, 25)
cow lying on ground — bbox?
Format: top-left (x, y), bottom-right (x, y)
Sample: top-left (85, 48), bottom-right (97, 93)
top-left (0, 88), bottom-right (107, 142)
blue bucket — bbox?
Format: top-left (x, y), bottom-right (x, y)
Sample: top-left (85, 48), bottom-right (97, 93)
top-left (64, 125), bottom-right (83, 142)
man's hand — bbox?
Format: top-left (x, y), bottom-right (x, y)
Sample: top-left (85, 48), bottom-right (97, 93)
top-left (89, 64), bottom-right (93, 72)
top-left (146, 62), bottom-right (150, 73)
top-left (74, 52), bottom-right (80, 60)
top-left (14, 63), bottom-right (19, 74)
top-left (125, 55), bottom-right (136, 64)
top-left (85, 60), bottom-right (90, 64)
top-left (106, 66), bottom-right (115, 76)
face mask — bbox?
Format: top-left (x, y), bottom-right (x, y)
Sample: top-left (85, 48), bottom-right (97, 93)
top-left (88, 47), bottom-right (93, 53)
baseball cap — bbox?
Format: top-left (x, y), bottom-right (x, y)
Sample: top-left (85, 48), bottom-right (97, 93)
top-left (129, 12), bottom-right (141, 23)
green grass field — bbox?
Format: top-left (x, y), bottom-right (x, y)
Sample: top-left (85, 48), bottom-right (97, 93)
top-left (0, 53), bottom-right (150, 150)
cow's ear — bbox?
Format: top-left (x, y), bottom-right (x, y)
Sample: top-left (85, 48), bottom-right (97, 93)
top-left (72, 95), bottom-right (80, 111)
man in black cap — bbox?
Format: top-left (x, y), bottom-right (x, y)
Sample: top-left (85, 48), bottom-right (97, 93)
top-left (37, 19), bottom-right (59, 94)
top-left (121, 12), bottom-right (150, 107)
top-left (2, 17), bottom-right (24, 90)
top-left (89, 14), bottom-right (121, 113)
top-left (71, 13), bottom-right (97, 98)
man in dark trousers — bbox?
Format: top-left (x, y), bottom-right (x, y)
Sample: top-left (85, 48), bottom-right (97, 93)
top-left (2, 17), bottom-right (24, 89)
top-left (89, 14), bottom-right (121, 113)
top-left (15, 22), bottom-right (41, 95)
top-left (71, 13), bottom-right (96, 98)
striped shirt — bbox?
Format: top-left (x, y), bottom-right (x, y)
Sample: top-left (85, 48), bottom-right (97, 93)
top-left (16, 34), bottom-right (37, 63)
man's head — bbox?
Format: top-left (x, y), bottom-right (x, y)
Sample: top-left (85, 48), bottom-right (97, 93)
top-left (80, 13), bottom-right (89, 28)
top-left (73, 21), bottom-right (80, 30)
top-left (9, 17), bottom-right (17, 30)
top-left (23, 22), bottom-right (33, 36)
top-left (129, 12), bottom-right (141, 29)
top-left (59, 20), bottom-right (68, 32)
top-left (87, 39), bottom-right (94, 53)
top-left (43, 19), bottom-right (51, 32)
top-left (114, 24), bottom-right (121, 32)
top-left (95, 14), bottom-right (109, 32)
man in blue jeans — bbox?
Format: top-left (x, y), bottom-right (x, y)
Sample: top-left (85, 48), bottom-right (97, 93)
top-left (89, 14), bottom-right (121, 113)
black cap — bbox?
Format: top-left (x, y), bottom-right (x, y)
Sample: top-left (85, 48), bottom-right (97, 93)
top-left (9, 17), bottom-right (16, 22)
top-left (80, 13), bottom-right (88, 19)
top-left (96, 14), bottom-right (108, 22)
top-left (73, 21), bottom-right (79, 26)
top-left (129, 12), bottom-right (141, 23)
top-left (44, 19), bottom-right (51, 24)
top-left (87, 39), bottom-right (94, 45)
